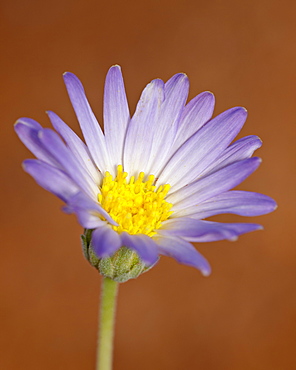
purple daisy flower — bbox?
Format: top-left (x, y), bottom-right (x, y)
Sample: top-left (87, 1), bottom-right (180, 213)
top-left (15, 65), bottom-right (276, 277)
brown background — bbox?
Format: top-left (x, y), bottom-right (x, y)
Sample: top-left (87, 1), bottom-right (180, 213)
top-left (1, 0), bottom-right (295, 369)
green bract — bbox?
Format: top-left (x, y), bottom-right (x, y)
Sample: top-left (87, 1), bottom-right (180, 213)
top-left (81, 229), bottom-right (156, 283)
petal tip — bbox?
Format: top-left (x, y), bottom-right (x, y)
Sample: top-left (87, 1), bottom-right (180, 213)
top-left (203, 90), bottom-right (215, 99)
top-left (235, 106), bottom-right (248, 115)
top-left (63, 72), bottom-right (79, 84)
top-left (166, 72), bottom-right (189, 87)
top-left (14, 120), bottom-right (21, 130)
top-left (177, 73), bottom-right (189, 84)
top-left (14, 118), bottom-right (34, 128)
top-left (21, 159), bottom-right (34, 173)
top-left (109, 218), bottom-right (119, 227)
top-left (226, 106), bottom-right (248, 119)
top-left (46, 110), bottom-right (56, 120)
top-left (250, 156), bottom-right (262, 167)
top-left (109, 64), bottom-right (122, 71)
top-left (201, 267), bottom-right (212, 277)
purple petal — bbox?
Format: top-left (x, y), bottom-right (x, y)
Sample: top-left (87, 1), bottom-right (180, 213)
top-left (123, 79), bottom-right (165, 177)
top-left (174, 190), bottom-right (277, 219)
top-left (159, 218), bottom-right (262, 242)
top-left (14, 118), bottom-right (59, 167)
top-left (38, 128), bottom-right (98, 197)
top-left (65, 192), bottom-right (116, 228)
top-left (15, 117), bottom-right (42, 130)
top-left (154, 234), bottom-right (211, 276)
top-left (63, 72), bottom-right (110, 173)
top-left (91, 225), bottom-right (122, 258)
top-left (23, 159), bottom-right (79, 202)
top-left (201, 135), bottom-right (262, 177)
top-left (172, 91), bottom-right (215, 152)
top-left (104, 65), bottom-right (130, 170)
top-left (120, 232), bottom-right (159, 265)
top-left (163, 73), bottom-right (189, 123)
top-left (157, 107), bottom-right (248, 191)
top-left (48, 111), bottom-right (102, 184)
top-left (147, 73), bottom-right (190, 176)
top-left (168, 157), bottom-right (261, 212)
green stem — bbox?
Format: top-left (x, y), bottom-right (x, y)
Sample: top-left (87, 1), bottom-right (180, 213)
top-left (96, 277), bottom-right (119, 370)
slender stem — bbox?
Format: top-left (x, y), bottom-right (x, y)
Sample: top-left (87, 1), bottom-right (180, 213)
top-left (96, 277), bottom-right (119, 370)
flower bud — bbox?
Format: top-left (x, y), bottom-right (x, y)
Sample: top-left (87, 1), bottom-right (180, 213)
top-left (81, 229), bottom-right (156, 283)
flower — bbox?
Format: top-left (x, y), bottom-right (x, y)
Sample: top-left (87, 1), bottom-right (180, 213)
top-left (15, 65), bottom-right (276, 277)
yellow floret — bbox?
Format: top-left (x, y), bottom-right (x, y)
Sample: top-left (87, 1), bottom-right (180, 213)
top-left (98, 165), bottom-right (172, 236)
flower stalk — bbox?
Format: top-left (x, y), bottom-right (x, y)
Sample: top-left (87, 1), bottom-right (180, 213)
top-left (97, 277), bottom-right (119, 370)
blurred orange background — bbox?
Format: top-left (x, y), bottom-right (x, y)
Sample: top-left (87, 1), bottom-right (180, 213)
top-left (1, 0), bottom-right (295, 369)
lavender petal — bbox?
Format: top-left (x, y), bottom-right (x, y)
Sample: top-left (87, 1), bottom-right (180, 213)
top-left (14, 118), bottom-right (59, 167)
top-left (159, 218), bottom-right (262, 242)
top-left (168, 157), bottom-right (261, 212)
top-left (48, 111), bottom-right (101, 184)
top-left (123, 79), bottom-right (165, 178)
top-left (23, 159), bottom-right (79, 202)
top-left (173, 190), bottom-right (277, 219)
top-left (38, 128), bottom-right (98, 197)
top-left (147, 73), bottom-right (190, 176)
top-left (120, 232), bottom-right (159, 265)
top-left (172, 91), bottom-right (215, 152)
top-left (154, 234), bottom-right (211, 276)
top-left (104, 65), bottom-right (130, 171)
top-left (157, 107), bottom-right (247, 191)
top-left (63, 72), bottom-right (110, 173)
top-left (91, 225), bottom-right (122, 258)
top-left (65, 192), bottom-right (116, 228)
top-left (200, 135), bottom-right (262, 178)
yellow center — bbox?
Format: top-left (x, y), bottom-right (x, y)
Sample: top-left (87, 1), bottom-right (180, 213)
top-left (98, 165), bottom-right (173, 236)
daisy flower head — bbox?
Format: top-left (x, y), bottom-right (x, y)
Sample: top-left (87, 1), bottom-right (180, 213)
top-left (15, 65), bottom-right (276, 281)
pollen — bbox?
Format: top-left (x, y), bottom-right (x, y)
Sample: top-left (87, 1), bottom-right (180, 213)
top-left (98, 165), bottom-right (173, 236)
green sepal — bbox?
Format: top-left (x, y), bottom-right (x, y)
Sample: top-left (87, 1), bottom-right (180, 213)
top-left (81, 229), bottom-right (157, 283)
